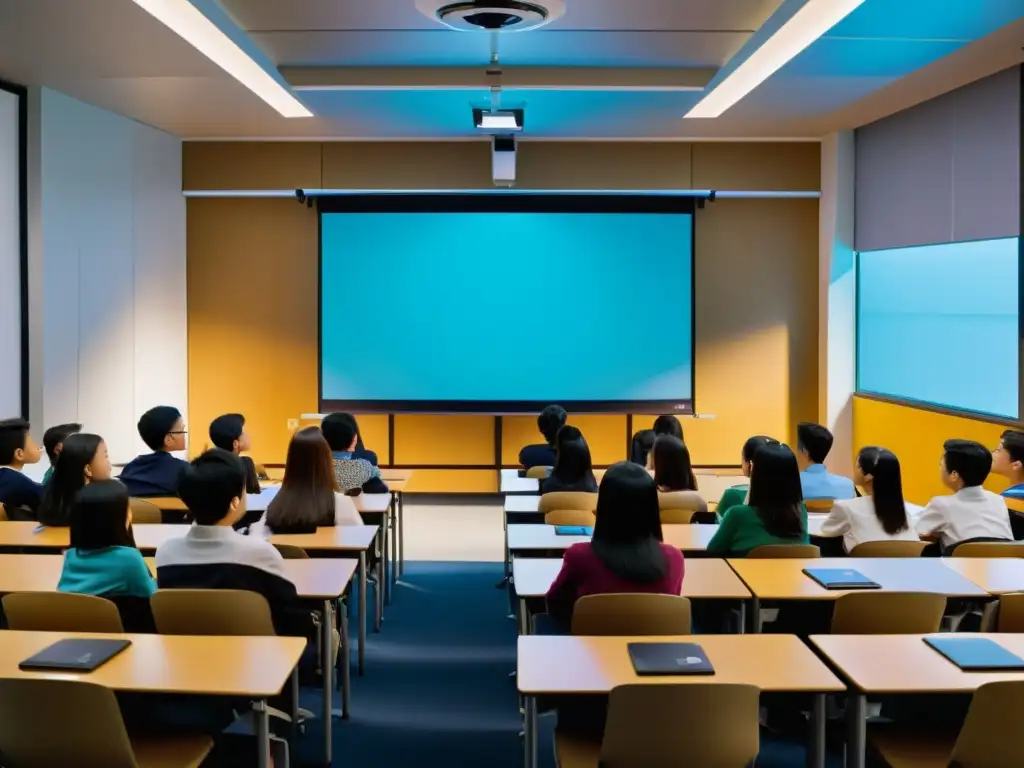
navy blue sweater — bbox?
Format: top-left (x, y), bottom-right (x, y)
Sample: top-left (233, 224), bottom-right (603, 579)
top-left (119, 452), bottom-right (188, 497)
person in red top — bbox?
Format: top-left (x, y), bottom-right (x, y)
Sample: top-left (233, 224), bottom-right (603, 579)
top-left (545, 460), bottom-right (685, 629)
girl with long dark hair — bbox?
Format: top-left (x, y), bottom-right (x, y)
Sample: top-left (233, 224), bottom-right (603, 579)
top-left (542, 426), bottom-right (598, 495)
top-left (38, 433), bottom-right (111, 526)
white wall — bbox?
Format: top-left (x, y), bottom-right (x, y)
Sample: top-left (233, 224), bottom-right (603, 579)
top-left (0, 87), bottom-right (21, 418)
top-left (27, 88), bottom-right (186, 463)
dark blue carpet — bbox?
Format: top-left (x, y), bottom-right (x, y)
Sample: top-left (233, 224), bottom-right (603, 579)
top-left (289, 562), bottom-right (843, 767)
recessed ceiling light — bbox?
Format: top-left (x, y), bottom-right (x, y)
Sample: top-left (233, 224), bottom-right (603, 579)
top-left (131, 0), bottom-right (312, 118)
top-left (685, 0), bottom-right (867, 119)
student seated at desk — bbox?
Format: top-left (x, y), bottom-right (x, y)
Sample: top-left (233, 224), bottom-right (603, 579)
top-left (916, 439), bottom-right (1012, 551)
top-left (707, 442), bottom-right (808, 557)
top-left (519, 404), bottom-right (567, 469)
top-left (321, 412), bottom-right (388, 494)
top-left (209, 412), bottom-right (260, 494)
top-left (0, 417), bottom-right (44, 516)
top-left (41, 422), bottom-right (80, 485)
top-left (541, 426), bottom-right (598, 495)
top-left (38, 433), bottom-right (111, 527)
top-left (652, 435), bottom-right (707, 515)
top-left (796, 422), bottom-right (855, 501)
top-left (992, 429), bottom-right (1024, 500)
top-left (818, 447), bottom-right (919, 552)
top-left (250, 427), bottom-right (361, 536)
top-left (629, 414), bottom-right (684, 466)
top-left (119, 406), bottom-right (188, 498)
top-left (715, 435), bottom-right (780, 517)
top-left (58, 480), bottom-right (155, 599)
top-left (546, 461), bottom-right (684, 629)
top-left (156, 449), bottom-right (313, 638)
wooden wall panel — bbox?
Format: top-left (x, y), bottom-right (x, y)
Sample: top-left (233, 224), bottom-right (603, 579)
top-left (405, 470), bottom-right (497, 493)
top-left (692, 143), bottom-right (820, 191)
top-left (354, 414), bottom-right (391, 461)
top-left (392, 415), bottom-right (494, 465)
top-left (501, 416), bottom-right (542, 465)
top-left (516, 143), bottom-right (693, 189)
top-left (569, 415), bottom-right (628, 465)
top-left (183, 142), bottom-right (323, 191)
top-left (321, 142), bottom-right (492, 189)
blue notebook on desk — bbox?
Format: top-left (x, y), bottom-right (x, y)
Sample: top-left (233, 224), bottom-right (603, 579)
top-left (554, 526), bottom-right (593, 536)
top-left (924, 637), bottom-right (1024, 671)
top-left (802, 568), bottom-right (880, 590)
top-left (19, 638), bottom-right (131, 672)
top-left (628, 642), bottom-right (715, 676)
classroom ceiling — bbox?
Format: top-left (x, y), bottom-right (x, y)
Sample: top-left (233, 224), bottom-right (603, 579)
top-left (0, 0), bottom-right (1021, 140)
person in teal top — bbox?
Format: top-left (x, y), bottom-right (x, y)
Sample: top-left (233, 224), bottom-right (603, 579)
top-left (57, 480), bottom-right (155, 599)
top-left (708, 442), bottom-right (808, 557)
top-left (715, 435), bottom-right (780, 518)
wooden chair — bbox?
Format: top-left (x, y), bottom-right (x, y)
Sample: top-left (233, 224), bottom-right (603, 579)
top-left (951, 541), bottom-right (1024, 557)
top-left (0, 502), bottom-right (6, 521)
top-left (554, 683), bottom-right (760, 768)
top-left (526, 466), bottom-right (551, 479)
top-left (545, 509), bottom-right (596, 526)
top-left (870, 680), bottom-right (1024, 767)
top-left (831, 592), bottom-right (946, 634)
top-left (128, 498), bottom-right (162, 525)
top-left (540, 492), bottom-right (598, 527)
top-left (657, 491), bottom-right (707, 524)
top-left (805, 499), bottom-right (834, 514)
top-left (0, 678), bottom-right (213, 768)
top-left (996, 593), bottom-right (1024, 632)
top-left (3, 592), bottom-right (124, 632)
top-left (274, 544), bottom-right (310, 559)
top-left (748, 544), bottom-right (820, 559)
top-left (571, 594), bottom-right (691, 636)
top-left (150, 589), bottom-right (275, 636)
top-left (849, 540), bottom-right (927, 557)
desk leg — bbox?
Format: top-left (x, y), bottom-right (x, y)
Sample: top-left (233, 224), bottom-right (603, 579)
top-left (846, 692), bottom-right (867, 768)
top-left (748, 596), bottom-right (761, 633)
top-left (398, 491), bottom-right (405, 576)
top-left (375, 529), bottom-right (384, 632)
top-left (290, 667), bottom-right (300, 731)
top-left (389, 492), bottom-right (398, 597)
top-left (807, 693), bottom-right (825, 768)
top-left (321, 599), bottom-right (334, 765)
top-left (381, 509), bottom-right (391, 608)
top-left (254, 699), bottom-right (270, 768)
top-left (518, 597), bottom-right (529, 635)
top-left (736, 600), bottom-right (746, 634)
top-left (340, 600), bottom-right (351, 718)
top-left (358, 552), bottom-right (367, 676)
top-left (523, 695), bottom-right (538, 768)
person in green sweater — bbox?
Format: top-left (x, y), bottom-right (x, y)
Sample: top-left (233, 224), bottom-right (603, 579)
top-left (57, 480), bottom-right (155, 599)
top-left (707, 442), bottom-right (808, 557)
top-left (716, 435), bottom-right (780, 517)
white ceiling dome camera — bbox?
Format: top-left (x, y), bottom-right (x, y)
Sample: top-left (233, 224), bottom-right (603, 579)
top-left (415, 0), bottom-right (565, 32)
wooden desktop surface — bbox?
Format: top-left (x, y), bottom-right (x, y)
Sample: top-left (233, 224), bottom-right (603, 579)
top-left (268, 525), bottom-right (378, 552)
top-left (0, 631), bottom-right (305, 697)
top-left (512, 557), bottom-right (750, 600)
top-left (728, 558), bottom-right (990, 600)
top-left (507, 524), bottom-right (718, 553)
top-left (810, 633), bottom-right (1024, 694)
top-left (379, 469), bottom-right (414, 483)
top-left (941, 557), bottom-right (1024, 595)
top-left (518, 634), bottom-right (844, 695)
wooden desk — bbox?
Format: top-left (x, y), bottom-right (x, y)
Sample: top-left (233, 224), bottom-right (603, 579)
top-left (0, 522), bottom-right (188, 551)
top-left (353, 493), bottom-right (394, 611)
top-left (499, 469), bottom-right (540, 495)
top-left (507, 524), bottom-right (719, 554)
top-left (811, 633), bottom-right (1024, 768)
top-left (512, 558), bottom-right (750, 634)
top-left (378, 470), bottom-right (413, 583)
top-left (0, 630), bottom-right (305, 768)
top-left (519, 634), bottom-right (844, 768)
top-left (942, 557), bottom-right (1024, 595)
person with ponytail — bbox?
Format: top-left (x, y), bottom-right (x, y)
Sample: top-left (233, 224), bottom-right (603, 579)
top-left (819, 446), bottom-right (919, 552)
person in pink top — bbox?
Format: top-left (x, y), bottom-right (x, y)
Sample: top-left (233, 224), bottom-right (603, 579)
top-left (545, 460), bottom-right (685, 629)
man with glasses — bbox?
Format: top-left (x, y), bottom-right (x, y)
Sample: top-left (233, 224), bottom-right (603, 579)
top-left (119, 406), bottom-right (189, 497)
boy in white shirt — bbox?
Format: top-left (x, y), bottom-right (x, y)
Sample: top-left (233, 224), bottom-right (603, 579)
top-left (915, 439), bottom-right (1013, 551)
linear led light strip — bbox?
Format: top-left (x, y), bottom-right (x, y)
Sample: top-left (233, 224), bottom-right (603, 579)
top-left (686, 0), bottom-right (867, 119)
top-left (131, 0), bottom-right (312, 118)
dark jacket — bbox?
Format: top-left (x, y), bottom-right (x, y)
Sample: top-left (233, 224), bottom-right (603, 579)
top-left (119, 452), bottom-right (188, 497)
top-left (519, 444), bottom-right (557, 469)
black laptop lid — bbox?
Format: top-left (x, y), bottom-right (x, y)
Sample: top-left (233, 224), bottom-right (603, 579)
top-left (628, 642), bottom-right (714, 676)
top-left (803, 568), bottom-right (881, 590)
top-left (924, 637), bottom-right (1024, 671)
top-left (19, 639), bottom-right (131, 672)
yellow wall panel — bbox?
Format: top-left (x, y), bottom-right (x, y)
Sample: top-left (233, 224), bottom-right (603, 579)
top-left (852, 396), bottom-right (1010, 505)
top-left (405, 470), bottom-right (497, 493)
top-left (501, 415), bottom-right (542, 465)
top-left (183, 142), bottom-right (323, 191)
top-left (353, 414), bottom-right (391, 461)
top-left (569, 415), bottom-right (628, 465)
top-left (393, 415), bottom-right (494, 465)
top-left (691, 143), bottom-right (821, 191)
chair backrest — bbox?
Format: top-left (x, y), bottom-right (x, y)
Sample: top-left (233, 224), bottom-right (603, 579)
top-left (997, 593), bottom-right (1024, 632)
top-left (128, 498), bottom-right (162, 525)
top-left (951, 541), bottom-right (1024, 557)
top-left (658, 491), bottom-right (706, 525)
top-left (525, 466), bottom-right (550, 479)
top-left (544, 509), bottom-right (596, 526)
top-left (805, 499), bottom-right (835, 514)
top-left (274, 543), bottom-right (309, 559)
top-left (143, 496), bottom-right (187, 511)
top-left (599, 683), bottom-right (760, 767)
top-left (150, 589), bottom-right (275, 636)
top-left (0, 678), bottom-right (139, 767)
top-left (831, 592), bottom-right (946, 634)
top-left (2, 592), bottom-right (124, 633)
top-left (538, 492), bottom-right (598, 513)
top-left (949, 680), bottom-right (1024, 765)
top-left (748, 544), bottom-right (820, 559)
top-left (659, 507), bottom-right (696, 524)
top-left (0, 502), bottom-right (7, 521)
top-left (571, 594), bottom-right (691, 636)
top-left (848, 540), bottom-right (928, 557)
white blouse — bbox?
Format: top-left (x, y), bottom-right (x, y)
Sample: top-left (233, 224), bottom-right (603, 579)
top-left (818, 495), bottom-right (920, 552)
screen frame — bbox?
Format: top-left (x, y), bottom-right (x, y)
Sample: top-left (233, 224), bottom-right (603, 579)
top-left (0, 79), bottom-right (27, 419)
top-left (317, 193), bottom-right (697, 414)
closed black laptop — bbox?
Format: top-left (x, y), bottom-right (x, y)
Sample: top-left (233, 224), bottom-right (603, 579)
top-left (924, 637), bottom-right (1024, 671)
top-left (803, 568), bottom-right (881, 590)
top-left (19, 638), bottom-right (131, 672)
top-left (628, 642), bottom-right (714, 676)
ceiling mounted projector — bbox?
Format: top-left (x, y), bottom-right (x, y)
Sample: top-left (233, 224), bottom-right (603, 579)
top-left (415, 0), bottom-right (565, 32)
top-left (473, 108), bottom-right (524, 131)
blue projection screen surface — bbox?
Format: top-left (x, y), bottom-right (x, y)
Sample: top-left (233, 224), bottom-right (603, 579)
top-left (320, 211), bottom-right (693, 409)
top-left (857, 237), bottom-right (1019, 418)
